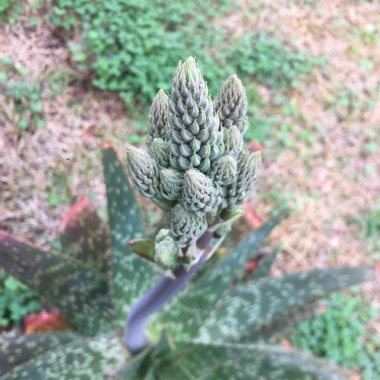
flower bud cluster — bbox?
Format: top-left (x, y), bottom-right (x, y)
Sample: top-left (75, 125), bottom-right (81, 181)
top-left (126, 57), bottom-right (261, 259)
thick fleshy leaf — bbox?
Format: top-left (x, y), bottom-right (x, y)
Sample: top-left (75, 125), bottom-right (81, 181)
top-left (59, 197), bottom-right (109, 272)
top-left (154, 342), bottom-right (347, 380)
top-left (2, 334), bottom-right (128, 380)
top-left (0, 231), bottom-right (114, 335)
top-left (248, 303), bottom-right (320, 343)
top-left (196, 266), bottom-right (375, 343)
top-left (23, 309), bottom-right (70, 334)
top-left (0, 332), bottom-right (78, 376)
top-left (115, 349), bottom-right (153, 380)
top-left (102, 145), bottom-right (155, 326)
top-left (128, 239), bottom-right (155, 263)
top-left (154, 211), bottom-right (287, 340)
top-left (249, 247), bottom-right (279, 281)
top-left (115, 332), bottom-right (174, 380)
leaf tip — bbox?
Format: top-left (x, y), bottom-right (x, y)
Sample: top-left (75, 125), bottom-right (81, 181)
top-left (59, 197), bottom-right (91, 233)
top-left (0, 230), bottom-right (11, 240)
top-left (101, 141), bottom-right (114, 149)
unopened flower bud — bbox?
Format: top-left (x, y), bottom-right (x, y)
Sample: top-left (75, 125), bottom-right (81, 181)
top-left (150, 138), bottom-right (170, 168)
top-left (168, 57), bottom-right (221, 173)
top-left (224, 125), bottom-right (243, 155)
top-left (160, 168), bottom-right (183, 201)
top-left (210, 155), bottom-right (237, 185)
top-left (215, 74), bottom-right (248, 133)
top-left (168, 204), bottom-right (207, 247)
top-left (181, 169), bottom-right (221, 216)
top-left (147, 89), bottom-right (169, 147)
top-left (154, 229), bottom-right (179, 270)
top-left (126, 145), bottom-right (160, 198)
top-left (226, 150), bottom-right (262, 210)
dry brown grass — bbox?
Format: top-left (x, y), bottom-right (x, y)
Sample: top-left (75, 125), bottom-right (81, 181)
top-left (0, 12), bottom-right (132, 247)
top-left (232, 0), bottom-right (380, 275)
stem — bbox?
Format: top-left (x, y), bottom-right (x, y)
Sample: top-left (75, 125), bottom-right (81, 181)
top-left (124, 229), bottom-right (219, 355)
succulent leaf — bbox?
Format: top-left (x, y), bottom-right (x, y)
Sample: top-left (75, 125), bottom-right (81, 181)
top-left (126, 145), bottom-right (161, 199)
top-left (59, 197), bottom-right (109, 273)
top-left (0, 231), bottom-right (114, 335)
top-left (197, 266), bottom-right (375, 343)
top-left (3, 334), bottom-right (127, 380)
top-left (102, 146), bottom-right (155, 326)
top-left (167, 57), bottom-right (221, 173)
top-left (115, 348), bottom-right (153, 379)
top-left (168, 204), bottom-right (207, 248)
top-left (116, 332), bottom-right (173, 379)
top-left (160, 168), bottom-right (183, 201)
top-left (245, 302), bottom-right (320, 343)
top-left (128, 239), bottom-right (155, 263)
top-left (154, 211), bottom-right (287, 340)
top-left (151, 342), bottom-right (347, 380)
top-left (147, 89), bottom-right (169, 147)
top-left (249, 248), bottom-right (280, 281)
top-left (181, 169), bottom-right (221, 216)
top-left (0, 333), bottom-right (78, 377)
top-left (210, 155), bottom-right (237, 185)
top-left (215, 74), bottom-right (248, 134)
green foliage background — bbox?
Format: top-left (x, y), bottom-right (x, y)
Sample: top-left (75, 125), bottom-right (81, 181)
top-left (290, 293), bottom-right (380, 380)
top-left (50, 0), bottom-right (314, 106)
top-left (0, 273), bottom-right (41, 328)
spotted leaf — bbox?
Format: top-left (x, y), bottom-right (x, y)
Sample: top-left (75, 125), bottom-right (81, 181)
top-left (0, 332), bottom-right (78, 377)
top-left (248, 247), bottom-right (280, 281)
top-left (115, 349), bottom-right (153, 380)
top-left (196, 266), bottom-right (375, 344)
top-left (153, 342), bottom-right (347, 380)
top-left (59, 197), bottom-right (109, 273)
top-left (0, 231), bottom-right (114, 335)
top-left (246, 303), bottom-right (320, 343)
top-left (102, 145), bottom-right (155, 326)
top-left (2, 334), bottom-right (127, 380)
top-left (154, 211), bottom-right (288, 340)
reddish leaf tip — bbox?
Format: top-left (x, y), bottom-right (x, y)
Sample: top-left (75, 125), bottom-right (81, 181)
top-left (23, 309), bottom-right (70, 334)
top-left (0, 230), bottom-right (12, 239)
top-left (243, 203), bottom-right (263, 229)
top-left (248, 141), bottom-right (265, 152)
top-left (245, 261), bottom-right (258, 273)
top-left (376, 262), bottom-right (380, 279)
top-left (101, 141), bottom-right (114, 149)
top-left (60, 197), bottom-right (91, 233)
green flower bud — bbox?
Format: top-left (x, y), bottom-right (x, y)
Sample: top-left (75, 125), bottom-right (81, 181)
top-left (224, 125), bottom-right (243, 155)
top-left (226, 150), bottom-right (262, 210)
top-left (160, 168), bottom-right (183, 201)
top-left (154, 229), bottom-right (179, 270)
top-left (167, 57), bottom-right (220, 173)
top-left (181, 169), bottom-right (221, 216)
top-left (168, 204), bottom-right (207, 247)
top-left (147, 89), bottom-right (169, 147)
top-left (126, 145), bottom-right (160, 199)
top-left (210, 155), bottom-right (237, 185)
top-left (150, 138), bottom-right (170, 168)
top-left (215, 74), bottom-right (248, 133)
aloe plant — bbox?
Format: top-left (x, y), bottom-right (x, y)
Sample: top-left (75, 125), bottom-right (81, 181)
top-left (0, 58), bottom-right (376, 380)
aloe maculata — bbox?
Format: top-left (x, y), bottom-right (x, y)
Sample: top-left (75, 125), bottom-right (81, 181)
top-left (0, 58), bottom-right (377, 380)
